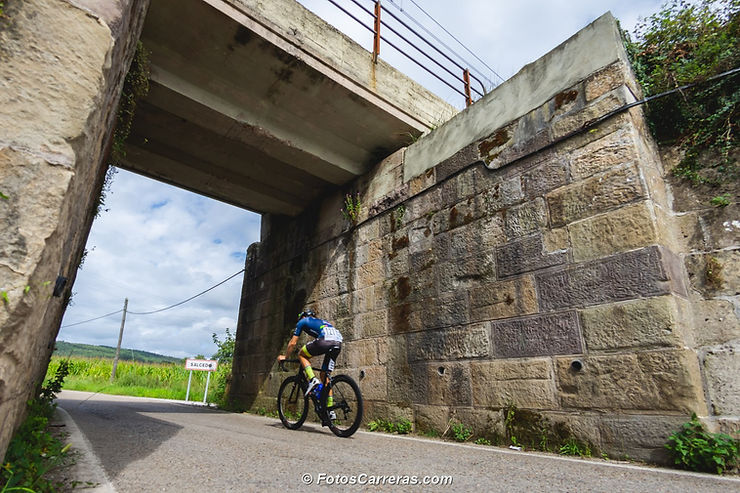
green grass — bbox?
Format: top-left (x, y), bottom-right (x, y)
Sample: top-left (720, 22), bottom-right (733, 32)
top-left (48, 357), bottom-right (217, 402)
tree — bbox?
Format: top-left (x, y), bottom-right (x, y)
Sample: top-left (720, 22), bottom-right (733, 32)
top-left (211, 328), bottom-right (235, 364)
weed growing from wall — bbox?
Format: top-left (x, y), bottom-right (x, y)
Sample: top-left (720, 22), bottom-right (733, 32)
top-left (665, 413), bottom-right (739, 474)
top-left (623, 0), bottom-right (739, 186)
top-left (341, 193), bottom-right (362, 225)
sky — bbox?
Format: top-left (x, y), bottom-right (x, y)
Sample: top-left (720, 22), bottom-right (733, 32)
top-left (57, 0), bottom-right (664, 359)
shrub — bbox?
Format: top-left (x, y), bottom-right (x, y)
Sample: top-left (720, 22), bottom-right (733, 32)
top-left (665, 413), bottom-right (739, 474)
top-left (1, 362), bottom-right (71, 491)
top-left (623, 0), bottom-right (739, 186)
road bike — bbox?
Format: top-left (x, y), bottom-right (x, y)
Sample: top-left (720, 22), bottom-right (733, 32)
top-left (277, 357), bottom-right (363, 437)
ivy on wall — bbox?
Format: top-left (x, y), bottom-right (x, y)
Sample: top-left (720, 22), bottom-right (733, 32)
top-left (623, 0), bottom-right (739, 185)
top-left (96, 41), bottom-right (151, 217)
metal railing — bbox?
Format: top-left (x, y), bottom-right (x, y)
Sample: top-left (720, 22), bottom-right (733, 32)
top-left (325, 0), bottom-right (488, 106)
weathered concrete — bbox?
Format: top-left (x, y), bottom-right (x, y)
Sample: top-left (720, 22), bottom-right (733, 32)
top-left (0, 0), bottom-right (150, 458)
top-left (232, 12), bottom-right (737, 463)
top-left (403, 13), bottom-right (634, 182)
top-left (123, 0), bottom-right (456, 216)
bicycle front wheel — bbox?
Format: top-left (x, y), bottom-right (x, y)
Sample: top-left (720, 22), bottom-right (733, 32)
top-left (325, 374), bottom-right (363, 437)
top-left (277, 376), bottom-right (308, 430)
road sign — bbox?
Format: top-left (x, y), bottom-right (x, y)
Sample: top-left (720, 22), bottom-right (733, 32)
top-left (185, 359), bottom-right (218, 371)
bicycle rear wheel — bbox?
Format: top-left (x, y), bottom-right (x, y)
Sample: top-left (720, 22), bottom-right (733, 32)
top-left (325, 374), bottom-right (363, 437)
top-left (277, 376), bottom-right (308, 430)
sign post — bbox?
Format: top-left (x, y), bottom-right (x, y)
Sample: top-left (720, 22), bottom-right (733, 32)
top-left (184, 358), bottom-right (218, 403)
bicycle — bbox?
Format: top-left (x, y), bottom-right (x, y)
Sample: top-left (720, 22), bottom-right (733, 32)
top-left (277, 357), bottom-right (363, 438)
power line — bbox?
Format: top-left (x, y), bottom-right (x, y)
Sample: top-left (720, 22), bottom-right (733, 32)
top-left (128, 269), bottom-right (245, 315)
top-left (384, 0), bottom-right (506, 85)
top-left (60, 309), bottom-right (123, 328)
top-left (60, 268), bottom-right (246, 326)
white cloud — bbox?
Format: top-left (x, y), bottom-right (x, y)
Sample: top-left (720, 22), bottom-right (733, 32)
top-left (58, 169), bottom-right (260, 359)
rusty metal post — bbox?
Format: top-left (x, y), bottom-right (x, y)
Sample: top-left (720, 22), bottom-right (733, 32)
top-left (373, 1), bottom-right (381, 63)
top-left (463, 68), bottom-right (473, 107)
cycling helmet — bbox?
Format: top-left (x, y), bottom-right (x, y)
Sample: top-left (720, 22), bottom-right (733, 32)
top-left (297, 309), bottom-right (316, 321)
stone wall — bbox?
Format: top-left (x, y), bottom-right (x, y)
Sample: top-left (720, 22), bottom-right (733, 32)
top-left (0, 0), bottom-right (149, 457)
top-left (662, 149), bottom-right (740, 434)
top-left (231, 14), bottom-right (737, 463)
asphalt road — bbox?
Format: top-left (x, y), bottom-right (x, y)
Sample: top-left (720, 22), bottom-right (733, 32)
top-left (55, 390), bottom-right (739, 492)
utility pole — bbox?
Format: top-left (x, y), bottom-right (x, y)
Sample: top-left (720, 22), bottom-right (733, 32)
top-left (110, 298), bottom-right (128, 382)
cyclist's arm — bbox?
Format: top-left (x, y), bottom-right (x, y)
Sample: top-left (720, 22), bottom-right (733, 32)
top-left (277, 335), bottom-right (300, 361)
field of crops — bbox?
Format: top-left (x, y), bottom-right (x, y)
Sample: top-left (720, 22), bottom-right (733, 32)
top-left (47, 356), bottom-right (229, 403)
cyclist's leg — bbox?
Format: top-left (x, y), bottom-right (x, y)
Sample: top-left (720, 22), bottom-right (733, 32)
top-left (321, 344), bottom-right (341, 411)
top-left (298, 343), bottom-right (317, 382)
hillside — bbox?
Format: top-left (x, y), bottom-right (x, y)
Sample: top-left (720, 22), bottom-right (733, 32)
top-left (54, 341), bottom-right (181, 364)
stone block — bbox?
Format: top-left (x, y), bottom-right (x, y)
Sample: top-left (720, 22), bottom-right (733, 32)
top-left (409, 247), bottom-right (435, 273)
top-left (342, 339), bottom-right (380, 367)
top-left (469, 276), bottom-right (538, 322)
top-left (409, 168), bottom-right (435, 196)
top-left (569, 202), bottom-right (658, 262)
top-left (453, 408), bottom-right (505, 440)
top-left (387, 248), bottom-right (409, 278)
top-left (353, 310), bottom-right (388, 339)
top-left (580, 296), bottom-right (684, 351)
top-left (413, 404), bottom-right (451, 435)
top-left (703, 341), bottom-right (740, 415)
top-left (435, 142), bottom-right (479, 184)
top-left (356, 365), bottom-right (388, 401)
top-left (436, 254), bottom-right (496, 293)
top-left (354, 258), bottom-right (385, 290)
top-left (484, 176), bottom-right (523, 213)
top-left (521, 157), bottom-right (570, 199)
top-left (537, 247), bottom-right (674, 311)
top-left (406, 324), bottom-right (490, 362)
top-left (351, 286), bottom-right (375, 314)
top-left (689, 296), bottom-right (740, 347)
top-left (496, 234), bottom-right (568, 278)
top-left (471, 359), bottom-right (557, 408)
top-left (477, 124), bottom-right (516, 166)
top-left (420, 291), bottom-right (470, 329)
top-left (551, 85), bottom-right (632, 140)
top-left (388, 302), bottom-right (423, 334)
top-left (548, 163), bottom-right (646, 227)
top-left (364, 148), bottom-right (405, 205)
top-left (448, 197), bottom-right (483, 230)
top-left (685, 250), bottom-right (740, 297)
top-left (569, 128), bottom-right (639, 180)
top-left (597, 414), bottom-right (687, 464)
top-left (420, 362), bottom-right (472, 406)
top-left (504, 197), bottom-right (547, 239)
top-left (491, 311), bottom-right (582, 358)
top-left (556, 349), bottom-right (707, 413)
top-left (699, 203), bottom-right (740, 251)
top-left (584, 62), bottom-right (632, 101)
top-left (357, 217), bottom-right (380, 244)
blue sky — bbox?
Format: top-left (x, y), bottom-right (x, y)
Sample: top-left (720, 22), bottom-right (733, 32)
top-left (57, 0), bottom-right (663, 359)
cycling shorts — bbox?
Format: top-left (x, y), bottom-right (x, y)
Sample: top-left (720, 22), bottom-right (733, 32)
top-left (301, 339), bottom-right (342, 372)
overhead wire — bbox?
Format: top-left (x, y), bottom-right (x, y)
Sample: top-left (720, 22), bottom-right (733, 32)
top-left (384, 0), bottom-right (506, 86)
top-left (60, 268), bottom-right (246, 326)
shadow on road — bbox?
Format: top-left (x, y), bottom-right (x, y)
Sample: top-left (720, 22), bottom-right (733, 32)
top-left (56, 391), bottom-right (223, 480)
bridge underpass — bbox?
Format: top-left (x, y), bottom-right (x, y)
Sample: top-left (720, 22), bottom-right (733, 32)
top-left (121, 0), bottom-right (457, 216)
top-left (0, 0), bottom-right (456, 458)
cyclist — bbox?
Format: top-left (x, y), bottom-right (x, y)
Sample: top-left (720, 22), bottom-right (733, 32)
top-left (277, 309), bottom-right (343, 419)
